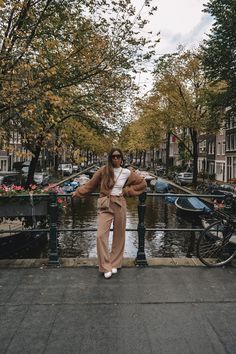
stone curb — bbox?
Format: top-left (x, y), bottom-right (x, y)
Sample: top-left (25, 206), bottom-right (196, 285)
top-left (0, 257), bottom-right (235, 268)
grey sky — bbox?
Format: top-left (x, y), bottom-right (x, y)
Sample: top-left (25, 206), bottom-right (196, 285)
top-left (131, 0), bottom-right (213, 92)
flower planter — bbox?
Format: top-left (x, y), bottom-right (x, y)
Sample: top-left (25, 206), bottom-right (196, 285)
top-left (0, 197), bottom-right (48, 217)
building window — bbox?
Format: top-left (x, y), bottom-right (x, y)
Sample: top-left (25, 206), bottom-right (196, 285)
top-left (222, 141), bottom-right (226, 155)
top-left (226, 133), bottom-right (236, 151)
top-left (231, 134), bottom-right (235, 150)
top-left (216, 163), bottom-right (222, 175)
top-left (208, 141), bottom-right (215, 155)
top-left (226, 115), bottom-right (236, 130)
top-left (209, 162), bottom-right (215, 174)
top-left (199, 140), bottom-right (206, 153)
top-left (226, 135), bottom-right (230, 151)
top-left (231, 116), bottom-right (236, 128)
top-left (208, 142), bottom-right (211, 154)
top-left (233, 157), bottom-right (236, 179)
top-left (227, 156), bottom-right (232, 181)
top-left (0, 159), bottom-right (7, 171)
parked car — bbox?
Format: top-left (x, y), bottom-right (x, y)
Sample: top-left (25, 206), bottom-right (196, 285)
top-left (174, 172), bottom-right (193, 186)
top-left (72, 165), bottom-right (79, 173)
top-left (21, 161), bottom-right (31, 175)
top-left (33, 172), bottom-right (50, 186)
top-left (0, 172), bottom-right (22, 186)
top-left (58, 163), bottom-right (73, 176)
top-left (21, 160), bottom-right (41, 176)
top-left (210, 183), bottom-right (236, 203)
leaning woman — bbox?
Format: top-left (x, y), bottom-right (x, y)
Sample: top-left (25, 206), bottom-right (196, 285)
top-left (72, 148), bottom-right (147, 279)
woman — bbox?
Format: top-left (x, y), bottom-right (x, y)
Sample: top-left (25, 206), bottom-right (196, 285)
top-left (72, 148), bottom-right (146, 279)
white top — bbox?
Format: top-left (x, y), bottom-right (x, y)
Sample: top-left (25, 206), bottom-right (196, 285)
top-left (110, 167), bottom-right (131, 196)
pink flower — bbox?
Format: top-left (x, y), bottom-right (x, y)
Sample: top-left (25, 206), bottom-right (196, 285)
top-left (13, 185), bottom-right (24, 191)
top-left (29, 184), bottom-right (37, 190)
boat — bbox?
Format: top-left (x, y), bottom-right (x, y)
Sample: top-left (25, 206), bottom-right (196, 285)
top-left (164, 195), bottom-right (177, 204)
top-left (63, 180), bottom-right (80, 193)
top-left (154, 178), bottom-right (172, 193)
top-left (175, 196), bottom-right (212, 216)
top-left (149, 179), bottom-right (157, 191)
top-left (135, 170), bottom-right (156, 182)
top-left (75, 174), bottom-right (90, 186)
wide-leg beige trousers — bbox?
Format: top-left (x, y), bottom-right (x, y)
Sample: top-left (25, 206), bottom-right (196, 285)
top-left (97, 196), bottom-right (127, 273)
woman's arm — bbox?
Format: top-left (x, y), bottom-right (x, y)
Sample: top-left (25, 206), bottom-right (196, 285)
top-left (72, 167), bottom-right (104, 198)
top-left (122, 170), bottom-right (147, 197)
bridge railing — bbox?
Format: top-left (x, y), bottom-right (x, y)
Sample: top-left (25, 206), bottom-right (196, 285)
top-left (0, 193), bottom-right (60, 266)
top-left (0, 191), bottom-right (233, 267)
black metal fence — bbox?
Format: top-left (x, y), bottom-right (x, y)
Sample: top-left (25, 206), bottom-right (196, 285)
top-left (1, 191), bottom-right (233, 266)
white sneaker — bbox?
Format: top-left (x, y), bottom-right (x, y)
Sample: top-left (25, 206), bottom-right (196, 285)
top-left (104, 271), bottom-right (112, 279)
top-left (112, 268), bottom-right (118, 274)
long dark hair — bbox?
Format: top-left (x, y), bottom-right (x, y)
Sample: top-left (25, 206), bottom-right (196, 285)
top-left (101, 148), bottom-right (124, 190)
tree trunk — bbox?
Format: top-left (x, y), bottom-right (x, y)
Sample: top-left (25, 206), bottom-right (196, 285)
top-left (152, 148), bottom-right (155, 169)
top-left (54, 129), bottom-right (60, 173)
top-left (26, 145), bottom-right (41, 187)
top-left (139, 151), bottom-right (142, 167)
top-left (166, 132), bottom-right (171, 173)
top-left (86, 149), bottom-right (89, 165)
top-left (191, 129), bottom-right (198, 186)
top-left (54, 151), bottom-right (60, 174)
top-left (129, 152), bottom-right (133, 164)
top-left (142, 150), bottom-right (146, 168)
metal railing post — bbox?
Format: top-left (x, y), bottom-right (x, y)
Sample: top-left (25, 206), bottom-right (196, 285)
top-left (135, 192), bottom-right (148, 266)
top-left (48, 192), bottom-right (60, 266)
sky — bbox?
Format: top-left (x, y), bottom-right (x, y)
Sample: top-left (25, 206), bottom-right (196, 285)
top-left (131, 0), bottom-right (213, 93)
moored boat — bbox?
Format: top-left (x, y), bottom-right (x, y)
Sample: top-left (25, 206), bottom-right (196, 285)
top-left (63, 180), bottom-right (80, 193)
top-left (75, 174), bottom-right (90, 186)
top-left (155, 178), bottom-right (172, 193)
top-left (149, 178), bottom-right (157, 191)
top-left (135, 170), bottom-right (156, 182)
top-left (175, 196), bottom-right (212, 216)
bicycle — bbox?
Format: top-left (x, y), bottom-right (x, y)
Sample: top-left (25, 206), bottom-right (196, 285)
top-left (197, 194), bottom-right (236, 267)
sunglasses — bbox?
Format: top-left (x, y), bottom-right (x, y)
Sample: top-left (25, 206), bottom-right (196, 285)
top-left (111, 154), bottom-right (121, 159)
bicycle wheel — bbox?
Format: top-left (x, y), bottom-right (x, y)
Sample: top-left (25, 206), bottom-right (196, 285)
top-left (197, 220), bottom-right (236, 266)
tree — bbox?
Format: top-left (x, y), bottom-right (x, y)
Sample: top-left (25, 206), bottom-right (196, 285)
top-left (0, 0), bottom-right (159, 184)
top-left (135, 96), bottom-right (166, 167)
top-left (119, 120), bottom-right (147, 161)
top-left (59, 118), bottom-right (113, 168)
top-left (201, 0), bottom-right (236, 112)
top-left (150, 49), bottom-right (213, 184)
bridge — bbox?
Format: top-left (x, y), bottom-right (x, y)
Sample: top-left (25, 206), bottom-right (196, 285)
top-left (1, 266), bottom-right (236, 353)
top-left (0, 188), bottom-right (236, 353)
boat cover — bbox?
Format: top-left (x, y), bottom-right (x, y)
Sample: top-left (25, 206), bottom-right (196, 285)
top-left (177, 197), bottom-right (212, 213)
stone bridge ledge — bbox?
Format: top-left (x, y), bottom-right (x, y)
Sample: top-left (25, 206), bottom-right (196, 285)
top-left (0, 257), bottom-right (235, 268)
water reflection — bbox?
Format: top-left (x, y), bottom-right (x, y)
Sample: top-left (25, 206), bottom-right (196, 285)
top-left (58, 194), bottom-right (200, 258)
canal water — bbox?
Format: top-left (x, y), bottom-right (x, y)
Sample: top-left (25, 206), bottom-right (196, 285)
top-left (1, 191), bottom-right (203, 259)
top-left (57, 193), bottom-right (200, 258)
